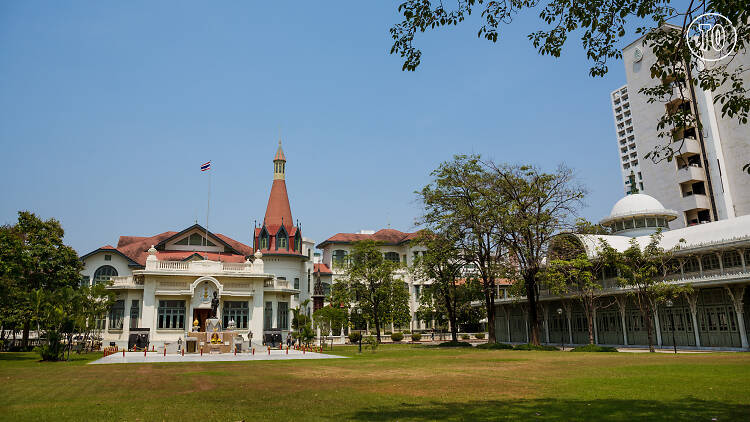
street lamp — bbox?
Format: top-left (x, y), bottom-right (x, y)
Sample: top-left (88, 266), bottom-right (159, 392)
top-left (666, 299), bottom-right (677, 354)
top-left (557, 308), bottom-right (564, 351)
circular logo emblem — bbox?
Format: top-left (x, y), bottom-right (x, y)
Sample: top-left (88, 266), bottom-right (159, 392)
top-left (686, 13), bottom-right (738, 62)
top-left (633, 48), bottom-right (643, 62)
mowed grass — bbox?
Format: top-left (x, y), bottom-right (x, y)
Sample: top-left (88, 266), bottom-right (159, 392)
top-left (2, 345), bottom-right (749, 421)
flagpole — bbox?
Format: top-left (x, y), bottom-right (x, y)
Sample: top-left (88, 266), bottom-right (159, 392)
top-left (206, 161), bottom-right (211, 251)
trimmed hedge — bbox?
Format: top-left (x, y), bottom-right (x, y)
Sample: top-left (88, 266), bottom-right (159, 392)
top-left (411, 333), bottom-right (422, 341)
top-left (391, 332), bottom-right (404, 342)
top-left (571, 344), bottom-right (619, 353)
top-left (475, 342), bottom-right (514, 350)
top-left (513, 343), bottom-right (560, 351)
top-left (460, 334), bottom-right (470, 340)
top-left (437, 341), bottom-right (473, 348)
top-left (474, 333), bottom-right (485, 340)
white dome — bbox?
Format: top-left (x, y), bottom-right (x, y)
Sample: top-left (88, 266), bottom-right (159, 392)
top-left (600, 194), bottom-right (679, 226)
top-left (610, 194), bottom-right (667, 216)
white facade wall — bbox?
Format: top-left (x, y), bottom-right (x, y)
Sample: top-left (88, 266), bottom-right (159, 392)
top-left (619, 35), bottom-right (750, 229)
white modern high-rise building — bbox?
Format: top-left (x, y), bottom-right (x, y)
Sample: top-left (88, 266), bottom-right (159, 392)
top-left (611, 26), bottom-right (750, 229)
top-left (610, 85), bottom-right (645, 194)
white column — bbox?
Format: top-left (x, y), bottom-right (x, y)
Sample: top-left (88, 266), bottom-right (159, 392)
top-left (653, 307), bottom-right (663, 347)
top-left (725, 285), bottom-right (748, 349)
top-left (565, 307), bottom-right (573, 345)
top-left (616, 297), bottom-right (628, 346)
top-left (543, 305), bottom-right (550, 344)
top-left (685, 291), bottom-right (701, 347)
top-left (592, 308), bottom-right (599, 344)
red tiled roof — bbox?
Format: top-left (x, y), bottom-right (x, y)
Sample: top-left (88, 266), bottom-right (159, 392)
top-left (100, 245), bottom-right (116, 250)
top-left (456, 277), bottom-right (513, 286)
top-left (214, 233), bottom-right (253, 256)
top-left (109, 229), bottom-right (251, 266)
top-left (264, 180), bottom-right (293, 232)
top-left (314, 263), bottom-right (332, 275)
top-left (316, 228), bottom-right (423, 248)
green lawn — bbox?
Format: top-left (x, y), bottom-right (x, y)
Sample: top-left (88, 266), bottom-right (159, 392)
top-left (2, 345), bottom-right (749, 421)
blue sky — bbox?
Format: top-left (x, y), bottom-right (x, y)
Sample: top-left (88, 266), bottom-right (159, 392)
top-left (0, 1), bottom-right (632, 254)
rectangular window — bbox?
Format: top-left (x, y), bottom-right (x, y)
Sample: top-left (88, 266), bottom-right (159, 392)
top-left (307, 270), bottom-right (311, 293)
top-left (223, 301), bottom-right (249, 329)
top-left (80, 276), bottom-right (90, 288)
top-left (294, 278), bottom-right (300, 290)
top-left (129, 300), bottom-right (140, 328)
top-left (108, 300), bottom-right (125, 330)
top-left (322, 282), bottom-right (331, 297)
top-left (157, 300), bottom-right (185, 329)
top-left (278, 302), bottom-right (289, 330)
top-left (264, 301), bottom-right (273, 330)
top-left (104, 254), bottom-right (111, 261)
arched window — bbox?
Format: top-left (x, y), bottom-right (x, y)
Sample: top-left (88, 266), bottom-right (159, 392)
top-left (93, 265), bottom-right (118, 285)
top-left (384, 252), bottom-right (400, 263)
top-left (333, 250), bottom-right (347, 266)
top-left (722, 250), bottom-right (742, 269)
top-left (701, 254), bottom-right (720, 271)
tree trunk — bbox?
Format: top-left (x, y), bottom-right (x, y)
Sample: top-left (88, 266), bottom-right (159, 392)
top-left (641, 300), bottom-right (655, 353)
top-left (584, 299), bottom-right (595, 345)
top-left (445, 295), bottom-right (459, 343)
top-left (524, 275), bottom-right (540, 345)
top-left (483, 286), bottom-right (496, 343)
top-left (22, 320), bottom-right (30, 350)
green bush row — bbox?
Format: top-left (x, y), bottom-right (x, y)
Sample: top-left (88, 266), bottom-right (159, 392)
top-left (570, 344), bottom-right (619, 353)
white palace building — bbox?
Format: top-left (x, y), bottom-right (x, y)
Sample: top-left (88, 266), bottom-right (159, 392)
top-left (80, 142), bottom-right (316, 351)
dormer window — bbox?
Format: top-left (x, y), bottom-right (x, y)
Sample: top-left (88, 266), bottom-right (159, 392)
top-left (175, 233), bottom-right (216, 247)
top-left (294, 232), bottom-right (302, 252)
top-left (259, 229), bottom-right (269, 250)
top-left (276, 226), bottom-right (288, 250)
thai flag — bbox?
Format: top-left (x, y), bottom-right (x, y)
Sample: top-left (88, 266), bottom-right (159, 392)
top-left (200, 161), bottom-right (211, 171)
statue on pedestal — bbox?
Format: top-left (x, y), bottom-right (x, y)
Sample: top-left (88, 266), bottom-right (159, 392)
top-left (210, 291), bottom-right (219, 318)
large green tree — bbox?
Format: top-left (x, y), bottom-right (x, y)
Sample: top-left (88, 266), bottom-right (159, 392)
top-left (418, 155), bottom-right (508, 343)
top-left (485, 163), bottom-right (586, 345)
top-left (0, 212), bottom-right (83, 349)
top-left (603, 232), bottom-right (688, 352)
top-left (390, 1), bottom-right (750, 173)
top-left (412, 229), bottom-right (478, 342)
top-left (340, 240), bottom-right (407, 342)
top-left (543, 235), bottom-right (613, 345)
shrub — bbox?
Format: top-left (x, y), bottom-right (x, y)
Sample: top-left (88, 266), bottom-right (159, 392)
top-left (475, 342), bottom-right (513, 350)
top-left (403, 330), bottom-right (411, 334)
top-left (385, 331), bottom-right (392, 335)
top-left (475, 333), bottom-right (485, 339)
top-left (411, 333), bottom-right (422, 342)
top-left (35, 331), bottom-right (64, 361)
top-left (391, 332), bottom-right (404, 342)
top-left (461, 334), bottom-right (470, 340)
top-left (364, 335), bottom-right (378, 352)
top-left (513, 343), bottom-right (559, 351)
top-left (437, 341), bottom-right (472, 348)
top-left (571, 344), bottom-right (619, 353)
top-left (348, 332), bottom-right (362, 343)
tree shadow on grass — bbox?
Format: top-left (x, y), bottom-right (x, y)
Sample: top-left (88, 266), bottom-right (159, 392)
top-left (343, 398), bottom-right (748, 421)
top-left (0, 352), bottom-right (39, 362)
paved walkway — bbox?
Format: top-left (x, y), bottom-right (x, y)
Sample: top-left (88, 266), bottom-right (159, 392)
top-left (89, 349), bottom-right (346, 364)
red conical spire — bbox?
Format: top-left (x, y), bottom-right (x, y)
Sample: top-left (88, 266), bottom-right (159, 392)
top-left (264, 140), bottom-right (293, 232)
